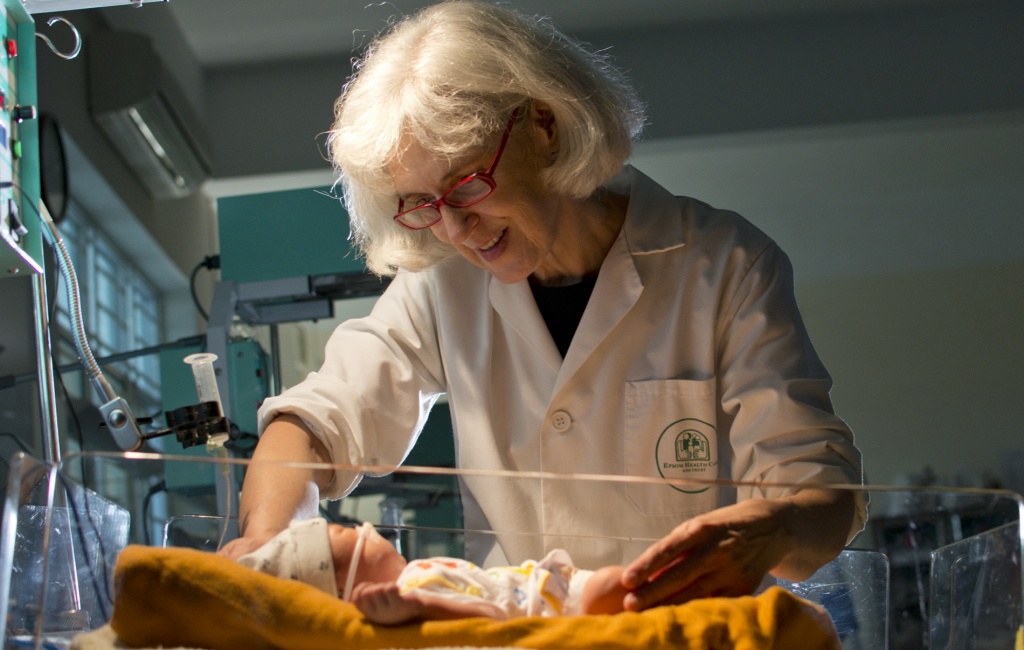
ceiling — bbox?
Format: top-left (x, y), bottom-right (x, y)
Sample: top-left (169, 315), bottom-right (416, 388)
top-left (159, 0), bottom-right (957, 68)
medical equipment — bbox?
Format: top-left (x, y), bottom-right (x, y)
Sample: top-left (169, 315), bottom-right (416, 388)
top-left (0, 0), bottom-right (42, 278)
top-left (183, 354), bottom-right (223, 418)
top-left (0, 0), bottom-right (64, 482)
top-left (39, 195), bottom-right (244, 455)
top-left (162, 353), bottom-right (231, 451)
top-left (37, 208), bottom-right (242, 453)
top-left (1, 452), bottom-right (1021, 649)
top-left (205, 186), bottom-right (387, 420)
top-left (40, 197), bottom-right (147, 452)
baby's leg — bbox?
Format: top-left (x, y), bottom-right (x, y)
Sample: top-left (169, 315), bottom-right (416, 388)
top-left (581, 566), bottom-right (630, 615)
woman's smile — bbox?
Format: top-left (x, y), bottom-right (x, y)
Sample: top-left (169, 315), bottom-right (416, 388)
top-left (480, 229), bottom-right (506, 252)
top-left (477, 228), bottom-right (509, 262)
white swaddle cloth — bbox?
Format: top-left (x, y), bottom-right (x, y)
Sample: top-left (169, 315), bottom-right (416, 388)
top-left (396, 549), bottom-right (593, 619)
top-left (235, 519), bottom-right (595, 619)
top-left (236, 518), bottom-right (337, 596)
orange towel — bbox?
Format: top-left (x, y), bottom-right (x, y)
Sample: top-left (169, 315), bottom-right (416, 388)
top-left (110, 545), bottom-right (840, 650)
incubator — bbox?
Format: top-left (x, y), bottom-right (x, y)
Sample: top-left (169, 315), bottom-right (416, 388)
top-left (0, 451), bottom-right (1020, 650)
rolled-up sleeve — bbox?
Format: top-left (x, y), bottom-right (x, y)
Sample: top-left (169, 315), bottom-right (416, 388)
top-left (718, 243), bottom-right (867, 542)
top-left (257, 270), bottom-right (447, 499)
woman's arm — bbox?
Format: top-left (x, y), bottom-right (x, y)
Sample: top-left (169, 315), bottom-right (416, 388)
top-left (219, 414), bottom-right (333, 559)
top-left (621, 487), bottom-right (854, 610)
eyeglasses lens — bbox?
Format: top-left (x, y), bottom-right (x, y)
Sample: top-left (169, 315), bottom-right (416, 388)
top-left (395, 108), bottom-right (518, 230)
top-left (398, 177), bottom-right (495, 228)
top-left (445, 177), bottom-right (493, 207)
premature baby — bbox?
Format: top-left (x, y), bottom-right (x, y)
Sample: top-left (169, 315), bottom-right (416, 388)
top-left (237, 518), bottom-right (629, 624)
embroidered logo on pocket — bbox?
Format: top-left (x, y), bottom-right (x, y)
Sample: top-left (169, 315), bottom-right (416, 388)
top-left (655, 418), bottom-right (717, 493)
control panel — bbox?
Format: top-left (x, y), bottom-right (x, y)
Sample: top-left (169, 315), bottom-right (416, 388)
top-left (0, 0), bottom-right (39, 278)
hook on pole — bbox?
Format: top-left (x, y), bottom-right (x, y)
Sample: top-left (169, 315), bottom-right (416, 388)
top-left (36, 16), bottom-right (82, 61)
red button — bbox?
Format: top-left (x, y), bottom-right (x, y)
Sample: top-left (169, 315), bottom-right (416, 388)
top-left (5, 39), bottom-right (16, 58)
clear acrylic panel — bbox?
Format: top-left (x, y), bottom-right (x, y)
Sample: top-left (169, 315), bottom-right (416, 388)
top-left (1, 450), bottom-right (1021, 650)
top-left (776, 547), bottom-right (889, 650)
top-left (0, 453), bottom-right (130, 650)
top-left (929, 521), bottom-right (1022, 649)
top-left (162, 514), bottom-right (240, 551)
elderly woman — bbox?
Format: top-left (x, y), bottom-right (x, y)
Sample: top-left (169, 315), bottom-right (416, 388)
top-left (222, 0), bottom-right (865, 611)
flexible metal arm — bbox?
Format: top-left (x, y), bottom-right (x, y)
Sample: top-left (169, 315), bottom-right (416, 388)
top-left (38, 200), bottom-right (144, 451)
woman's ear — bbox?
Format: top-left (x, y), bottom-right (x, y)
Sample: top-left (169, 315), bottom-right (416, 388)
top-left (529, 100), bottom-right (559, 157)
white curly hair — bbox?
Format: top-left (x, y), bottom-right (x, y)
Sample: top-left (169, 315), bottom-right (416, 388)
top-left (328, 0), bottom-right (646, 276)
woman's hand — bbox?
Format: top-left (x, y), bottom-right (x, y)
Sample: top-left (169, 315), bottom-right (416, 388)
top-left (621, 498), bottom-right (795, 610)
top-left (620, 489), bottom-right (853, 611)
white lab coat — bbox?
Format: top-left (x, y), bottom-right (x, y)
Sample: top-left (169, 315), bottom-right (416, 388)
top-left (258, 166), bottom-right (865, 569)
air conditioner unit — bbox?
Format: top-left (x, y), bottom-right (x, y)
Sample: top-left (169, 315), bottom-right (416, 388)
top-left (88, 31), bottom-right (212, 200)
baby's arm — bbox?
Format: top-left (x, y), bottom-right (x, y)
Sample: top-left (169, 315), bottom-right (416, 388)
top-left (580, 566), bottom-right (630, 615)
top-left (351, 582), bottom-right (506, 625)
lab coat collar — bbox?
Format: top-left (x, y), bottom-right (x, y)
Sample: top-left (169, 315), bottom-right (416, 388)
top-left (609, 165), bottom-right (687, 259)
top-left (488, 165), bottom-right (680, 390)
top-left (489, 280), bottom-right (563, 373)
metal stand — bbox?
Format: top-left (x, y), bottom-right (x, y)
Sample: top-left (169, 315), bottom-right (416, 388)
top-left (31, 273), bottom-right (60, 463)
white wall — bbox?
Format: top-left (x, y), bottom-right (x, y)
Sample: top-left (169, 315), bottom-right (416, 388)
top-left (800, 261), bottom-right (1024, 488)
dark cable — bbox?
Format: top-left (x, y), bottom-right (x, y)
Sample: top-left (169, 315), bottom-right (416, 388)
top-left (223, 426), bottom-right (259, 458)
top-left (190, 255), bottom-right (220, 322)
top-left (189, 263), bottom-right (207, 321)
top-left (1, 335), bottom-right (208, 389)
top-left (56, 335), bottom-right (206, 374)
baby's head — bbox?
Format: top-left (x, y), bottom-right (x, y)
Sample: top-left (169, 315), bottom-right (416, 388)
top-left (327, 522), bottom-right (407, 598)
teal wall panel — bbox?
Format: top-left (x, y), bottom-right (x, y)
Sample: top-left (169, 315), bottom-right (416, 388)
top-left (217, 186), bottom-right (365, 283)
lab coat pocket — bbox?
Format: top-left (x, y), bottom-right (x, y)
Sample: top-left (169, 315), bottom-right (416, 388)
top-left (623, 379), bottom-right (720, 517)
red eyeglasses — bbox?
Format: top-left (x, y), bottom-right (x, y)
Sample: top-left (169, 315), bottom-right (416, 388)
top-left (394, 108), bottom-right (522, 230)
